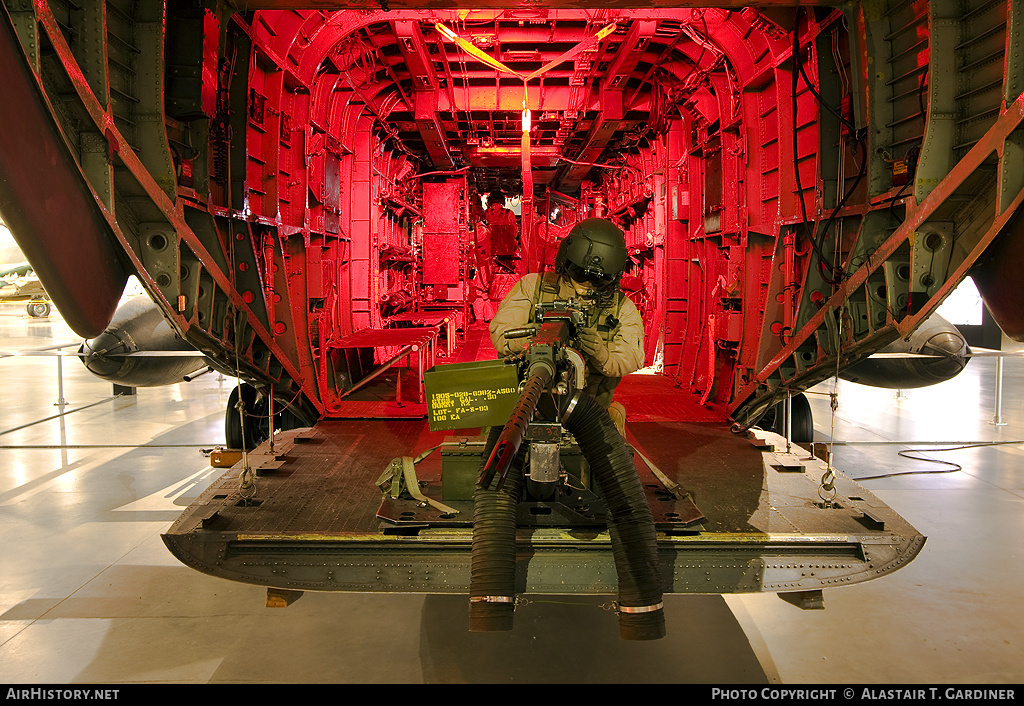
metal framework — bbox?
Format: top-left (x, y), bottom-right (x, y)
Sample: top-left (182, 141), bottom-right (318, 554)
top-left (4, 2), bottom-right (1022, 425)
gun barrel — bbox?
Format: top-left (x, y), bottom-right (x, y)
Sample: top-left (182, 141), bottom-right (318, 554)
top-left (503, 326), bottom-right (537, 340)
top-left (478, 361), bottom-right (554, 490)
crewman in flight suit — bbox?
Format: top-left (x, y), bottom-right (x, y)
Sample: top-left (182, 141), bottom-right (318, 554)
top-left (483, 191), bottom-right (519, 255)
top-left (488, 217), bottom-right (643, 434)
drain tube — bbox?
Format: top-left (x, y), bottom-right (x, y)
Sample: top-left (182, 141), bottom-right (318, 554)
top-left (560, 390), bottom-right (666, 640)
top-left (470, 361), bottom-right (552, 631)
top-left (469, 424), bottom-right (525, 632)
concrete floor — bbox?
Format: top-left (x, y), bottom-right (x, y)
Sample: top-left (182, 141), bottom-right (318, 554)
top-left (0, 301), bottom-right (1021, 684)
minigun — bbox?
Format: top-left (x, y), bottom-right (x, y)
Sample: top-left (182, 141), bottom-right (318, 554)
top-left (477, 299), bottom-right (592, 492)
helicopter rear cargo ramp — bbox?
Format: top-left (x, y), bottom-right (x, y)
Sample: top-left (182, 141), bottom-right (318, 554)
top-left (162, 379), bottom-right (925, 597)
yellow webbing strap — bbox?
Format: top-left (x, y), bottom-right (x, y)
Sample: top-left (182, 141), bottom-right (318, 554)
top-left (633, 448), bottom-right (684, 500)
top-left (375, 446), bottom-right (459, 516)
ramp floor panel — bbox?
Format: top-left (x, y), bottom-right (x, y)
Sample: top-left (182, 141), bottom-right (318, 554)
top-left (163, 400), bottom-right (924, 596)
top-left (191, 420), bottom-right (447, 535)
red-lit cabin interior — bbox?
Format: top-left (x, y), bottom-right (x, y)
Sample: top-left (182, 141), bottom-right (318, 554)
top-left (5, 3), bottom-right (1023, 430)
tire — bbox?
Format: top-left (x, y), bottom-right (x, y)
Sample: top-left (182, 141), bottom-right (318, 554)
top-left (26, 301), bottom-right (51, 317)
top-left (225, 383), bottom-right (267, 450)
top-left (789, 393), bottom-right (814, 444)
top-left (760, 393), bottom-right (814, 444)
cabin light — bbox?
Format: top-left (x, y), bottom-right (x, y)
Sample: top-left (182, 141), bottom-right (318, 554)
top-left (522, 107), bottom-right (531, 133)
top-left (435, 23), bottom-right (457, 41)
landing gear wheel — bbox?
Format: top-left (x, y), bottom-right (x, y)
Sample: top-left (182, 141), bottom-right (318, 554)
top-left (761, 393), bottom-right (814, 444)
top-left (788, 393), bottom-right (814, 444)
top-left (26, 301), bottom-right (51, 317)
top-left (225, 383), bottom-right (268, 451)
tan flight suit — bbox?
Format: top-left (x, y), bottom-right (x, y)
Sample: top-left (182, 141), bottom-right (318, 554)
top-left (489, 272), bottom-right (644, 410)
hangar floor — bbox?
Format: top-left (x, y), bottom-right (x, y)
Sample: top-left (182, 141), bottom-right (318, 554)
top-left (0, 301), bottom-right (1021, 684)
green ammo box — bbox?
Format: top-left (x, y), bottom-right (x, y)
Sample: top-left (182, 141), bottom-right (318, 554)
top-left (424, 359), bottom-right (521, 432)
top-left (439, 436), bottom-right (487, 501)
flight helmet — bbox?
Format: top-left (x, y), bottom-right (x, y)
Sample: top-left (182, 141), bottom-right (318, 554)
top-left (554, 218), bottom-right (628, 291)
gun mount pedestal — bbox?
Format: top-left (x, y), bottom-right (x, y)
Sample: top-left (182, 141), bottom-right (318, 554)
top-left (375, 434), bottom-right (705, 531)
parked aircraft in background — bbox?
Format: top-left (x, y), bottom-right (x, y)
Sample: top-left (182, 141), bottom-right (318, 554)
top-left (0, 262), bottom-right (32, 278)
top-left (0, 261), bottom-right (50, 317)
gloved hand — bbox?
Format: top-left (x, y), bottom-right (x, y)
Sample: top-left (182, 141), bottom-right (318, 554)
top-left (577, 327), bottom-right (610, 369)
